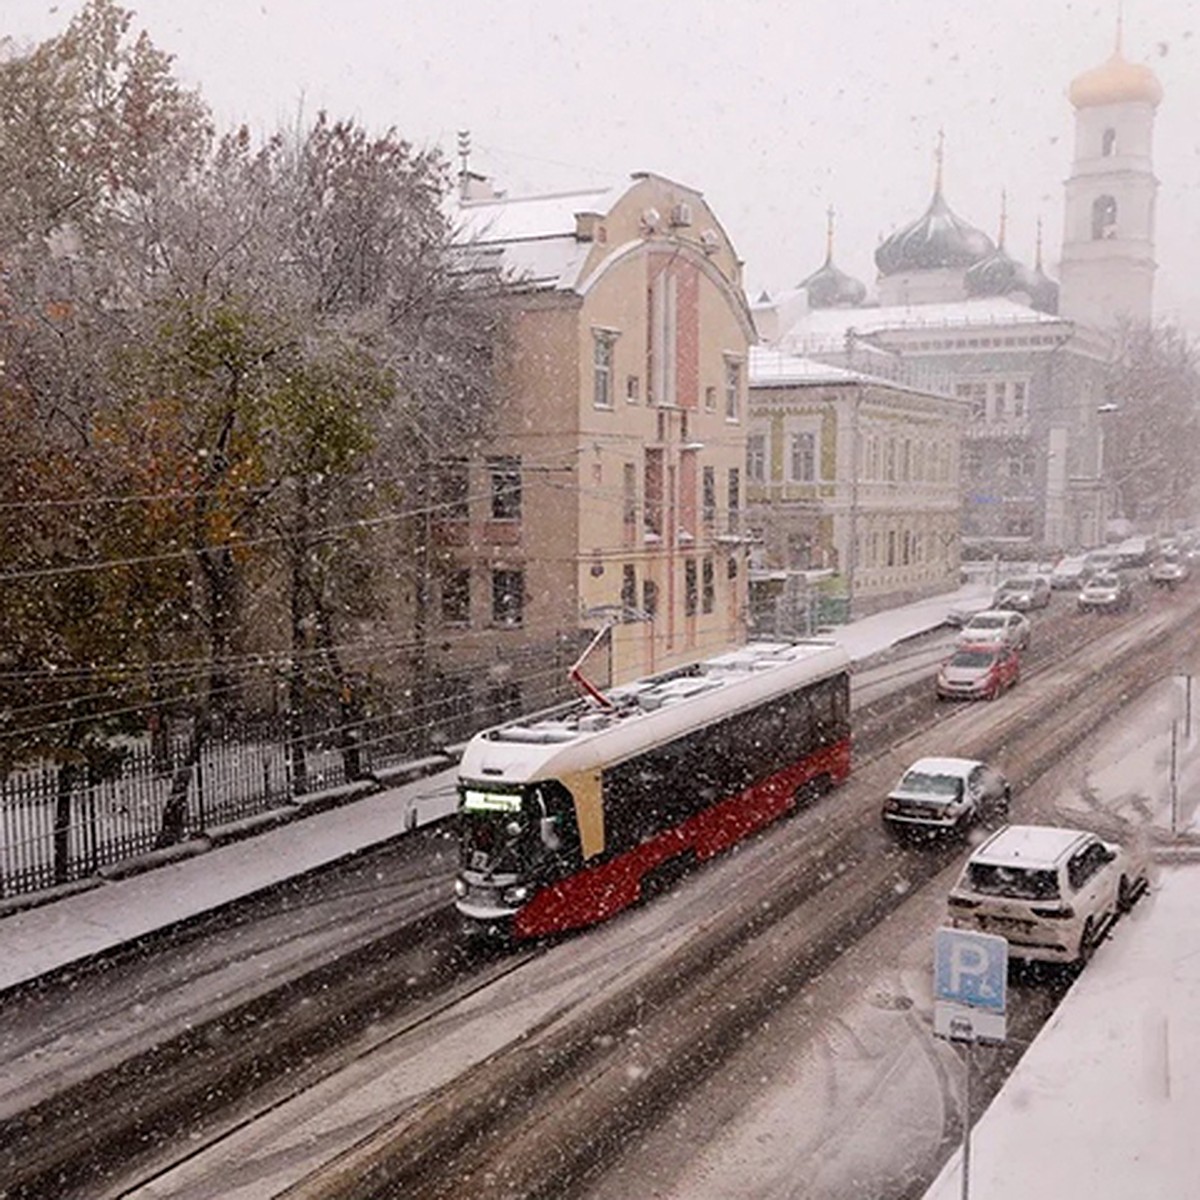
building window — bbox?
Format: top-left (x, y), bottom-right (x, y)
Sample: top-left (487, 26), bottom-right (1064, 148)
top-left (727, 467), bottom-right (741, 533)
top-left (626, 374), bottom-right (640, 403)
top-left (491, 569), bottom-right (524, 626)
top-left (684, 558), bottom-right (698, 616)
top-left (436, 458), bottom-right (470, 520)
top-left (790, 431), bottom-right (816, 482)
top-left (701, 556), bottom-right (715, 613)
top-left (623, 462), bottom-right (638, 535)
top-left (724, 358), bottom-right (742, 422)
top-left (992, 382), bottom-right (1007, 420)
top-left (702, 465), bottom-right (717, 527)
top-left (488, 456), bottom-right (521, 520)
top-left (643, 578), bottom-right (659, 618)
top-left (884, 438), bottom-right (897, 482)
top-left (955, 382), bottom-right (987, 421)
top-left (1008, 452), bottom-right (1035, 478)
top-left (1102, 127), bottom-right (1117, 157)
top-left (441, 569), bottom-right (471, 625)
top-left (704, 385), bottom-right (717, 413)
top-left (644, 449), bottom-right (664, 539)
top-left (621, 564), bottom-right (637, 613)
top-left (747, 434), bottom-right (766, 483)
top-left (1092, 195), bottom-right (1118, 240)
top-left (592, 330), bottom-right (616, 409)
top-left (1012, 381), bottom-right (1027, 419)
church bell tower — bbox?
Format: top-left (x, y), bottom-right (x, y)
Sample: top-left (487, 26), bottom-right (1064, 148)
top-left (1059, 21), bottom-right (1162, 328)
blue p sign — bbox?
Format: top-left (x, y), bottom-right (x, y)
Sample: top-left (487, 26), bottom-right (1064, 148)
top-left (934, 927), bottom-right (1007, 1013)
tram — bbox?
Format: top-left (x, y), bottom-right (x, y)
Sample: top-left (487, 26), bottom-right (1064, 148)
top-left (454, 639), bottom-right (852, 939)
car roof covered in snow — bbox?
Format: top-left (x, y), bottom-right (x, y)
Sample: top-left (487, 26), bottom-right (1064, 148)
top-left (902, 757), bottom-right (983, 780)
top-left (971, 824), bottom-right (1094, 868)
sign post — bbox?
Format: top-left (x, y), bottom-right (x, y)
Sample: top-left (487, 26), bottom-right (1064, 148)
top-left (933, 928), bottom-right (1009, 1200)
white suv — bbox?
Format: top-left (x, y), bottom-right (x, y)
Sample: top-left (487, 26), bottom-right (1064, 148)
top-left (947, 825), bottom-right (1147, 967)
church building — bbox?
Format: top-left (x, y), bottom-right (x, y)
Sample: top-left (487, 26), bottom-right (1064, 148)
top-left (751, 25), bottom-right (1162, 570)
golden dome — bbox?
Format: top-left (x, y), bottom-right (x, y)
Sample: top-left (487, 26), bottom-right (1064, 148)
top-left (1069, 50), bottom-right (1163, 109)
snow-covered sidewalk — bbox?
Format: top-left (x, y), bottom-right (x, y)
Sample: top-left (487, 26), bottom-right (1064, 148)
top-left (923, 862), bottom-right (1200, 1200)
top-left (924, 673), bottom-right (1200, 1199)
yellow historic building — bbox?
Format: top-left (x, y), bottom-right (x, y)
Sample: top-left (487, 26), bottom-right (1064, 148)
top-left (747, 349), bottom-right (966, 628)
top-left (439, 172), bottom-right (754, 698)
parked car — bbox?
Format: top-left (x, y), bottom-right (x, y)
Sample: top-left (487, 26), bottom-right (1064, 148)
top-left (946, 824), bottom-right (1147, 966)
top-left (992, 575), bottom-right (1051, 611)
top-left (936, 644), bottom-right (1021, 701)
top-left (883, 756), bottom-right (1011, 836)
top-left (955, 608), bottom-right (1031, 650)
top-left (1149, 552), bottom-right (1190, 590)
top-left (1078, 571), bottom-right (1133, 613)
top-left (1050, 555), bottom-right (1090, 590)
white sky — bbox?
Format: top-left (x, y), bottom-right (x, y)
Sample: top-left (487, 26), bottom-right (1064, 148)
top-left (4, 1), bottom-right (1199, 332)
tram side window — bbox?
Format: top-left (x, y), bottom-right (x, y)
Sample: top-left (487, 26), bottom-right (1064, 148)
top-left (599, 676), bottom-right (850, 858)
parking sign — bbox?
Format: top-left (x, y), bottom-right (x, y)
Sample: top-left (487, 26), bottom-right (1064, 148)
top-left (934, 927), bottom-right (1007, 1012)
top-left (934, 928), bottom-right (1008, 1043)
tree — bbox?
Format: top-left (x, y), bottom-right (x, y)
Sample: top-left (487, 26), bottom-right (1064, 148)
top-left (1103, 322), bottom-right (1200, 529)
top-left (0, 7), bottom-right (503, 850)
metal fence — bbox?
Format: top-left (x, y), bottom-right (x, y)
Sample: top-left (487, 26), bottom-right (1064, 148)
top-left (0, 636), bottom-right (589, 900)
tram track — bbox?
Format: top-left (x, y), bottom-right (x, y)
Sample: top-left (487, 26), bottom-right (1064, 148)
top-left (5, 592), bottom-right (1197, 1199)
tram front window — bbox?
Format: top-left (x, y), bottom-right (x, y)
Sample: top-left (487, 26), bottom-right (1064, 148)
top-left (459, 789), bottom-right (543, 874)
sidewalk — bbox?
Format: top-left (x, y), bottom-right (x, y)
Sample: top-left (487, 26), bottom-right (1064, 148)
top-left (0, 581), bottom-right (986, 996)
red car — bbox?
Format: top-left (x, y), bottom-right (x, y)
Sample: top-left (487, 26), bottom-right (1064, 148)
top-left (936, 643), bottom-right (1020, 701)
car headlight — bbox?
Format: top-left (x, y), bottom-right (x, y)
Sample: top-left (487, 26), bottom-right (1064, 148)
top-left (502, 884), bottom-right (530, 905)
top-left (453, 878), bottom-right (468, 898)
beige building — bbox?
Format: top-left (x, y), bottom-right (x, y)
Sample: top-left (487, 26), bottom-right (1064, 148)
top-left (747, 348), bottom-right (966, 629)
top-left (437, 172), bottom-right (754, 702)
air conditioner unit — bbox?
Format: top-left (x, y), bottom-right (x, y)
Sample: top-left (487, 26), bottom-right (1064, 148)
top-left (670, 202), bottom-right (693, 227)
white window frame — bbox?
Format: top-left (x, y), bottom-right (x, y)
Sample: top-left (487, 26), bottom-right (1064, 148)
top-left (789, 430), bottom-right (817, 482)
top-left (723, 355), bottom-right (742, 423)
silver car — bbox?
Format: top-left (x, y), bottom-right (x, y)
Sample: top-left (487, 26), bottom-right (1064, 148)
top-left (883, 757), bottom-right (1010, 836)
top-left (993, 575), bottom-right (1051, 611)
top-left (955, 608), bottom-right (1031, 650)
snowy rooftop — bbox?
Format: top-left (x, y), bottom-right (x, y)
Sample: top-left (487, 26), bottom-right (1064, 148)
top-left (454, 182), bottom-right (624, 291)
top-left (753, 293), bottom-right (1066, 353)
top-left (748, 346), bottom-right (952, 401)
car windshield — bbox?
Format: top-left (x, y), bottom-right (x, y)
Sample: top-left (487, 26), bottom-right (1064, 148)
top-left (1089, 573), bottom-right (1120, 587)
top-left (950, 649), bottom-right (994, 668)
top-left (899, 771), bottom-right (964, 799)
top-left (966, 863), bottom-right (1061, 900)
top-left (1001, 578), bottom-right (1035, 589)
top-left (967, 615), bottom-right (1005, 629)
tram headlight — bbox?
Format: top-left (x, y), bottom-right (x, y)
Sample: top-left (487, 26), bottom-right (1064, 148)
top-left (453, 878), bottom-right (468, 898)
top-left (502, 884), bottom-right (530, 905)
